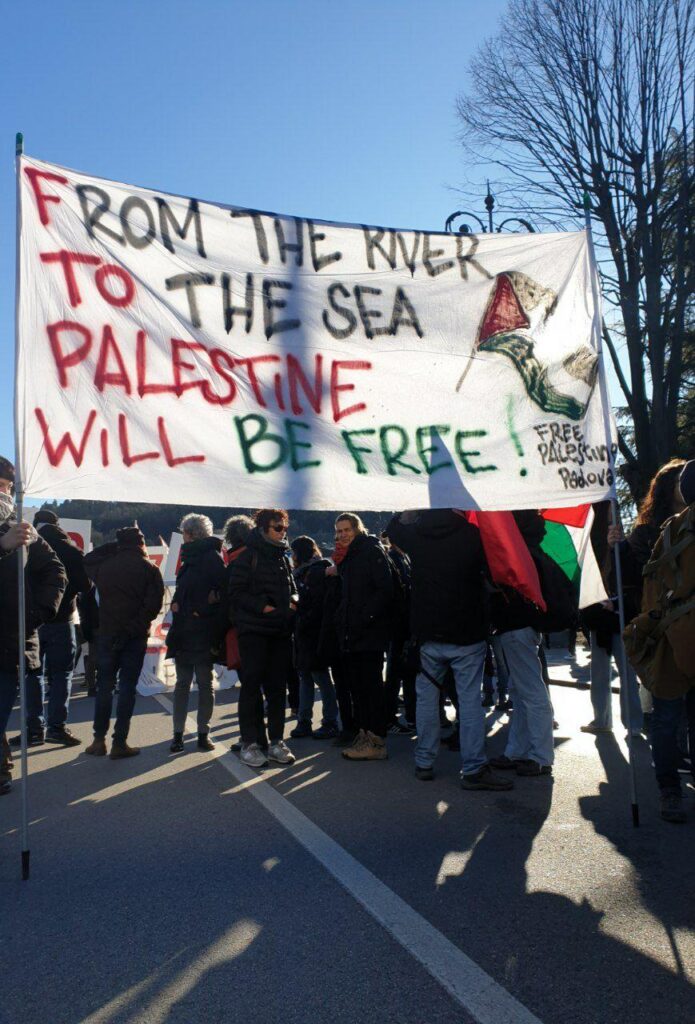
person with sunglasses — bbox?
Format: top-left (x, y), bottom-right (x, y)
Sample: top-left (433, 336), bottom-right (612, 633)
top-left (228, 509), bottom-right (298, 768)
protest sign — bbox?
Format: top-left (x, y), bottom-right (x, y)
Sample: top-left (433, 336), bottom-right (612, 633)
top-left (16, 156), bottom-right (617, 511)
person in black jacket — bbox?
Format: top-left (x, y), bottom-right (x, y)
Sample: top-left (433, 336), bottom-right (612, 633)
top-left (83, 527), bottom-right (164, 759)
top-left (228, 509), bottom-right (297, 769)
top-left (0, 458), bottom-right (66, 793)
top-left (290, 536), bottom-right (339, 740)
top-left (167, 514), bottom-right (226, 754)
top-left (333, 513), bottom-right (393, 761)
top-left (489, 511), bottom-right (561, 777)
top-left (13, 509), bottom-right (93, 748)
top-left (386, 509), bottom-right (512, 790)
top-left (381, 532), bottom-right (416, 733)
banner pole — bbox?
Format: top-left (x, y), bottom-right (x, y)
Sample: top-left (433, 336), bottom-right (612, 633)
top-left (13, 131), bottom-right (31, 877)
top-left (583, 192), bottom-right (640, 828)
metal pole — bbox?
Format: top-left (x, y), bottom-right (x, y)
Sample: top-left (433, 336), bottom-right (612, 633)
top-left (583, 192), bottom-right (640, 827)
top-left (13, 131), bottom-right (31, 877)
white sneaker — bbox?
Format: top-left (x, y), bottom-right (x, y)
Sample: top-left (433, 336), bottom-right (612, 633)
top-left (267, 741), bottom-right (296, 765)
top-left (240, 743), bottom-right (268, 768)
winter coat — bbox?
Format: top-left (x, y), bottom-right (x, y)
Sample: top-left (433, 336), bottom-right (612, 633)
top-left (386, 510), bottom-right (488, 646)
top-left (34, 522), bottom-right (93, 624)
top-left (335, 533), bottom-right (393, 654)
top-left (294, 557), bottom-right (332, 671)
top-left (227, 529), bottom-right (297, 638)
top-left (0, 523), bottom-right (67, 672)
top-left (166, 536), bottom-right (226, 662)
top-left (84, 542), bottom-right (164, 641)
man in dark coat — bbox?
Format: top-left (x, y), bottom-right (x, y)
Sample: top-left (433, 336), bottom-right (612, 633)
top-left (167, 514), bottom-right (226, 753)
top-left (334, 513), bottom-right (393, 761)
top-left (83, 527), bottom-right (164, 759)
top-left (0, 458), bottom-right (66, 793)
top-left (489, 511), bottom-right (566, 778)
top-left (386, 509), bottom-right (512, 790)
top-left (12, 509), bottom-right (94, 747)
top-left (228, 509), bottom-right (297, 769)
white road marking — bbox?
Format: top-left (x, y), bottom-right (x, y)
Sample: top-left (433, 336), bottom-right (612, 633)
top-left (154, 692), bottom-right (544, 1024)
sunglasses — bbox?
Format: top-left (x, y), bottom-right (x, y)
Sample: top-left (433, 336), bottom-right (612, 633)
top-left (269, 524), bottom-right (287, 533)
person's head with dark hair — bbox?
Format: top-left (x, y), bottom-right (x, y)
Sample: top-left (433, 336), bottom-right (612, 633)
top-left (335, 512), bottom-right (366, 547)
top-left (33, 509), bottom-right (59, 527)
top-left (0, 456), bottom-right (15, 496)
top-left (255, 508), bottom-right (289, 543)
top-left (223, 514), bottom-right (254, 551)
top-left (116, 526), bottom-right (146, 550)
top-left (290, 535), bottom-right (321, 568)
top-left (679, 460), bottom-right (695, 506)
top-left (636, 458), bottom-right (687, 528)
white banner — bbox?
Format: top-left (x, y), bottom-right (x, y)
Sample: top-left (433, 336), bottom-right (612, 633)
top-left (16, 156), bottom-right (617, 511)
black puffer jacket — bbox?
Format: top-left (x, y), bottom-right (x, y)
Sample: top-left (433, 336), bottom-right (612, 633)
top-left (167, 536), bottom-right (226, 661)
top-left (84, 542), bottom-right (164, 640)
top-left (294, 557), bottom-right (332, 670)
top-left (0, 523), bottom-right (67, 672)
top-left (228, 529), bottom-right (297, 638)
top-left (386, 510), bottom-right (488, 645)
top-left (336, 533), bottom-right (393, 653)
top-left (34, 522), bottom-right (92, 623)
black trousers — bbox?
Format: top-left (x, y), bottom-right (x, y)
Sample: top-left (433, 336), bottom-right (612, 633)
top-left (385, 639), bottom-right (416, 724)
top-left (238, 634), bottom-right (291, 745)
top-left (331, 658), bottom-right (356, 734)
top-left (342, 651), bottom-right (387, 738)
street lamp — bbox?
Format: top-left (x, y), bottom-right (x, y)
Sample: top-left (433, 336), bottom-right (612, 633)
top-left (444, 182), bottom-right (536, 235)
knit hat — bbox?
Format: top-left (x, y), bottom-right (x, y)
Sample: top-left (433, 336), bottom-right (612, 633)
top-left (116, 526), bottom-right (146, 548)
top-left (679, 460), bottom-right (695, 506)
top-left (33, 509), bottom-right (59, 526)
top-left (0, 456), bottom-right (15, 493)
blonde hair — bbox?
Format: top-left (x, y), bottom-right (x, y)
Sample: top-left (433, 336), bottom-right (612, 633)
top-left (335, 512), bottom-right (367, 535)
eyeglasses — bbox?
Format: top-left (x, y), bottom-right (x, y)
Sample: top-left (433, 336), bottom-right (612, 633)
top-left (269, 524), bottom-right (287, 533)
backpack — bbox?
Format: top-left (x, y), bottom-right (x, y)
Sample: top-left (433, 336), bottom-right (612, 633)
top-left (623, 505), bottom-right (695, 697)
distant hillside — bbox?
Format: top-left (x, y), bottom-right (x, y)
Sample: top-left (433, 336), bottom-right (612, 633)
top-left (41, 499), bottom-right (394, 552)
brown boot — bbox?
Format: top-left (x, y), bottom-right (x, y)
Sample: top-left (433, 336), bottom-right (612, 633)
top-left (342, 731), bottom-right (388, 761)
top-left (109, 740), bottom-right (140, 759)
top-left (85, 737), bottom-right (107, 756)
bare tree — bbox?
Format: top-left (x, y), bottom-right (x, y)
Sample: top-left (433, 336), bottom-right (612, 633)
top-left (457, 0), bottom-right (694, 498)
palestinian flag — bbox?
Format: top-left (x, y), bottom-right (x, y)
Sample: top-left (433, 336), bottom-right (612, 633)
top-left (540, 504), bottom-right (608, 608)
top-left (460, 505), bottom-right (608, 611)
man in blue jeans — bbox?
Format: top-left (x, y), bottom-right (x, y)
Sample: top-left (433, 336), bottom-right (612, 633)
top-left (84, 527), bottom-right (164, 759)
top-left (12, 509), bottom-right (93, 748)
top-left (386, 509), bottom-right (512, 790)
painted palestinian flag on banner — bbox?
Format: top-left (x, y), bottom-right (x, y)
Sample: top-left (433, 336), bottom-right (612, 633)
top-left (540, 504), bottom-right (608, 609)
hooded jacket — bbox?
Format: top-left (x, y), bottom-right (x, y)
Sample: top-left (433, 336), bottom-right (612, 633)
top-left (0, 522), bottom-right (67, 672)
top-left (386, 510), bottom-right (488, 646)
top-left (335, 533), bottom-right (394, 653)
top-left (34, 522), bottom-right (92, 624)
top-left (227, 528), bottom-right (297, 638)
top-left (84, 540), bottom-right (164, 640)
top-left (167, 536), bottom-right (227, 661)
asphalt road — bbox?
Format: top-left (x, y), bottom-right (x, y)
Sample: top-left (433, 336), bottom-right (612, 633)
top-left (1, 649), bottom-right (694, 1024)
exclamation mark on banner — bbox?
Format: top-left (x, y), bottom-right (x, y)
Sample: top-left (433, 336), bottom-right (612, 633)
top-left (506, 396), bottom-right (528, 477)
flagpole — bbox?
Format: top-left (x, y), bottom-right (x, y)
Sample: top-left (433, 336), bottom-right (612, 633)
top-left (583, 193), bottom-right (640, 828)
top-left (13, 131), bottom-right (31, 877)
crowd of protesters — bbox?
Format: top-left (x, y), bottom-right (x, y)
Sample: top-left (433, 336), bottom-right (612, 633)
top-left (0, 453), bottom-right (693, 823)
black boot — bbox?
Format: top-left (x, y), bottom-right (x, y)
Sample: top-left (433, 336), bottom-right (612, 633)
top-left (170, 732), bottom-right (184, 753)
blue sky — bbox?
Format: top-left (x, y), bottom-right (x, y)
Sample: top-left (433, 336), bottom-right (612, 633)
top-left (2, 0), bottom-right (602, 476)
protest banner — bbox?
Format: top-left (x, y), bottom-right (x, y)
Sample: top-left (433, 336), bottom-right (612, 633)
top-left (16, 155), bottom-right (617, 511)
